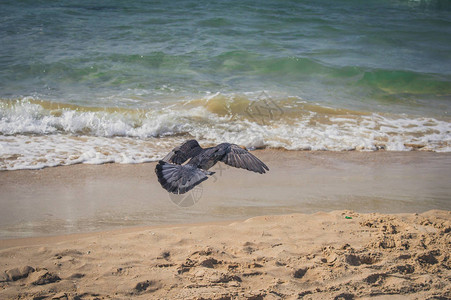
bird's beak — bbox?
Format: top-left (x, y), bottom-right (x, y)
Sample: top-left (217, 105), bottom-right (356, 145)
top-left (239, 145), bottom-right (247, 150)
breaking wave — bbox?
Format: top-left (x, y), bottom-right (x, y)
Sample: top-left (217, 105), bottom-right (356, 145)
top-left (1, 95), bottom-right (450, 170)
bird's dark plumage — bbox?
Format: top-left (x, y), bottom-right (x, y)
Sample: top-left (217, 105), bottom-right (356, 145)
top-left (155, 140), bottom-right (269, 194)
top-left (161, 139), bottom-right (203, 165)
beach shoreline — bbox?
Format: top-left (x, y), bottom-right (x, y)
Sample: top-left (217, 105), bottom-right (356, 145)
top-left (1, 1), bottom-right (450, 298)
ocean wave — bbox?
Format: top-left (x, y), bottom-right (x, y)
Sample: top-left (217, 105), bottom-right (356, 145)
top-left (0, 96), bottom-right (450, 170)
top-left (0, 98), bottom-right (196, 138)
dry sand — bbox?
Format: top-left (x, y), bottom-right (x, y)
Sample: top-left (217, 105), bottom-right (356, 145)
top-left (0, 210), bottom-right (450, 299)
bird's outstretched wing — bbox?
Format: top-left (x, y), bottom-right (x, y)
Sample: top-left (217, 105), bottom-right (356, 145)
top-left (162, 139), bottom-right (203, 165)
top-left (155, 161), bottom-right (214, 194)
top-left (220, 144), bottom-right (269, 174)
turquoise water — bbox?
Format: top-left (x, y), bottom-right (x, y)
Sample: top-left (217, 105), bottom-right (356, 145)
top-left (1, 0), bottom-right (451, 169)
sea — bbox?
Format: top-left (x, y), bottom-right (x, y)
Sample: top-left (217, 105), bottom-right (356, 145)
top-left (1, 0), bottom-right (451, 170)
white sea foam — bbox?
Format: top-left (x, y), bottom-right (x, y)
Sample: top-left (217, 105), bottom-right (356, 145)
top-left (0, 99), bottom-right (198, 138)
top-left (0, 98), bottom-right (450, 170)
top-left (0, 134), bottom-right (187, 170)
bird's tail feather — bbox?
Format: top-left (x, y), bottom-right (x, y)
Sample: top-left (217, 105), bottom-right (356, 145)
top-left (155, 161), bottom-right (213, 194)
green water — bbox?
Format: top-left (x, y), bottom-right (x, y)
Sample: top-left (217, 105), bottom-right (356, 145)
top-left (1, 0), bottom-right (450, 114)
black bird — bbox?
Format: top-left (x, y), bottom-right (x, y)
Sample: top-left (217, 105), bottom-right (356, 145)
top-left (155, 140), bottom-right (269, 194)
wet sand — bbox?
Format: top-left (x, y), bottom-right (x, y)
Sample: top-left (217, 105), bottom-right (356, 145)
top-left (0, 151), bottom-right (450, 239)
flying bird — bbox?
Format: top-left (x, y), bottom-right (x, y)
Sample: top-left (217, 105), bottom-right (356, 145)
top-left (155, 140), bottom-right (269, 194)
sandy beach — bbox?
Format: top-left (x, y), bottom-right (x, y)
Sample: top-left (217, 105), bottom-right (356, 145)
top-left (0, 210), bottom-right (449, 299)
top-left (0, 151), bottom-right (450, 299)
